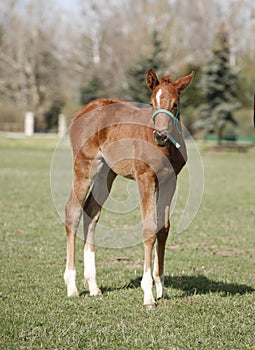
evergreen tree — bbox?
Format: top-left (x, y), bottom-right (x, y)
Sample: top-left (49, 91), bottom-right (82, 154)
top-left (80, 73), bottom-right (105, 105)
top-left (126, 30), bottom-right (167, 103)
top-left (193, 25), bottom-right (241, 144)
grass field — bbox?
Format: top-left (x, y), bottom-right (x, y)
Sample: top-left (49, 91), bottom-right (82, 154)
top-left (0, 135), bottom-right (254, 350)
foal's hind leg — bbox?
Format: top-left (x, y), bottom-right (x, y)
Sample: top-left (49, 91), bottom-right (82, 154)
top-left (64, 154), bottom-right (92, 297)
top-left (83, 162), bottom-right (116, 296)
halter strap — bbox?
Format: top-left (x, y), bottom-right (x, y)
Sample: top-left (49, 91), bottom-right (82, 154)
top-left (152, 105), bottom-right (181, 148)
top-left (152, 109), bottom-right (180, 134)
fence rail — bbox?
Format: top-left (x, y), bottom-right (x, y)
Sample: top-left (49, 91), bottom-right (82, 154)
top-left (0, 112), bottom-right (67, 137)
top-left (205, 134), bottom-right (255, 145)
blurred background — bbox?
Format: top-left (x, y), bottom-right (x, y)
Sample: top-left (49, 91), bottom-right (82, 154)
top-left (0, 0), bottom-right (254, 143)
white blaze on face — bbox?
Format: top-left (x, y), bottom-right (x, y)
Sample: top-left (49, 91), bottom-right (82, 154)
top-left (156, 88), bottom-right (162, 107)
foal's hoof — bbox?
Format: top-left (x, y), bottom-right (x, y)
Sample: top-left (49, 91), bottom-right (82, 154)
top-left (157, 293), bottom-right (170, 301)
top-left (67, 289), bottom-right (79, 297)
top-left (89, 288), bottom-right (102, 297)
top-left (144, 303), bottom-right (156, 310)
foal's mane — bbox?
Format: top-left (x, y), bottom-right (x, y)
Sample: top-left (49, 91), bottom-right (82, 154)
top-left (159, 74), bottom-right (173, 84)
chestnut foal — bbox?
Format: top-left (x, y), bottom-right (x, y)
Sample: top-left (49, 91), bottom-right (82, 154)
top-left (64, 68), bottom-right (194, 308)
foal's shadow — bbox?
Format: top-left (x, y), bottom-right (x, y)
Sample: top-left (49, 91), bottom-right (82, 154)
top-left (163, 275), bottom-right (254, 297)
top-left (95, 274), bottom-right (254, 297)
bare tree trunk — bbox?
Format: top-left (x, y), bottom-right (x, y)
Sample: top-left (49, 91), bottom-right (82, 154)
top-left (217, 126), bottom-right (224, 146)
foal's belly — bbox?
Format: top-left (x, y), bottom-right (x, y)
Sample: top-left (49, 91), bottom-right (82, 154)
top-left (99, 152), bottom-right (136, 179)
top-left (109, 158), bottom-right (136, 179)
top-left (100, 138), bottom-right (137, 179)
top-left (100, 135), bottom-right (174, 181)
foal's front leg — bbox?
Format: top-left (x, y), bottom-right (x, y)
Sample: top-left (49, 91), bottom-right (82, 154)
top-left (153, 231), bottom-right (169, 300)
top-left (138, 176), bottom-right (157, 308)
top-left (153, 175), bottom-right (176, 300)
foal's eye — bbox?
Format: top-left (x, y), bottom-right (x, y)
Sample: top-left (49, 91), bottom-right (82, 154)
top-left (173, 103), bottom-right (178, 110)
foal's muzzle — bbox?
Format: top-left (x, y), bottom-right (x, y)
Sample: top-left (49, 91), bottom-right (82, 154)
top-left (152, 107), bottom-right (181, 149)
top-left (153, 129), bottom-right (168, 147)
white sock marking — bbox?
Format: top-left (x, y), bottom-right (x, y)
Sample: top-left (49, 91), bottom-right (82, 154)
top-left (64, 268), bottom-right (79, 297)
top-left (84, 247), bottom-right (101, 295)
top-left (154, 275), bottom-right (164, 299)
top-left (84, 248), bottom-right (96, 281)
top-left (141, 268), bottom-right (155, 305)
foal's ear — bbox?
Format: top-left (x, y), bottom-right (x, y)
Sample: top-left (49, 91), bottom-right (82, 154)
top-left (174, 71), bottom-right (195, 92)
top-left (146, 68), bottom-right (159, 90)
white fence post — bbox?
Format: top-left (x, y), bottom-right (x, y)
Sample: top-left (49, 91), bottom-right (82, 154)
top-left (24, 112), bottom-right (34, 136)
top-left (58, 114), bottom-right (66, 138)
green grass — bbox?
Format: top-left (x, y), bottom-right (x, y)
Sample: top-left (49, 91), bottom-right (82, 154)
top-left (0, 136), bottom-right (254, 350)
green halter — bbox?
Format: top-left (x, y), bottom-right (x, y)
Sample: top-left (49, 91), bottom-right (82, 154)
top-left (152, 102), bottom-right (181, 148)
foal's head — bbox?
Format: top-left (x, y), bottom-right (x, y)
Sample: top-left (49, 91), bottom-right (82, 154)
top-left (146, 68), bottom-right (194, 147)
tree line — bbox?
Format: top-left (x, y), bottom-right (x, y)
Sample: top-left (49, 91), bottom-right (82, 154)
top-left (0, 0), bottom-right (254, 138)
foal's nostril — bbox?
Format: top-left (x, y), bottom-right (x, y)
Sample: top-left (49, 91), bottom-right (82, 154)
top-left (156, 130), bottom-right (167, 139)
top-left (153, 130), bottom-right (168, 145)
